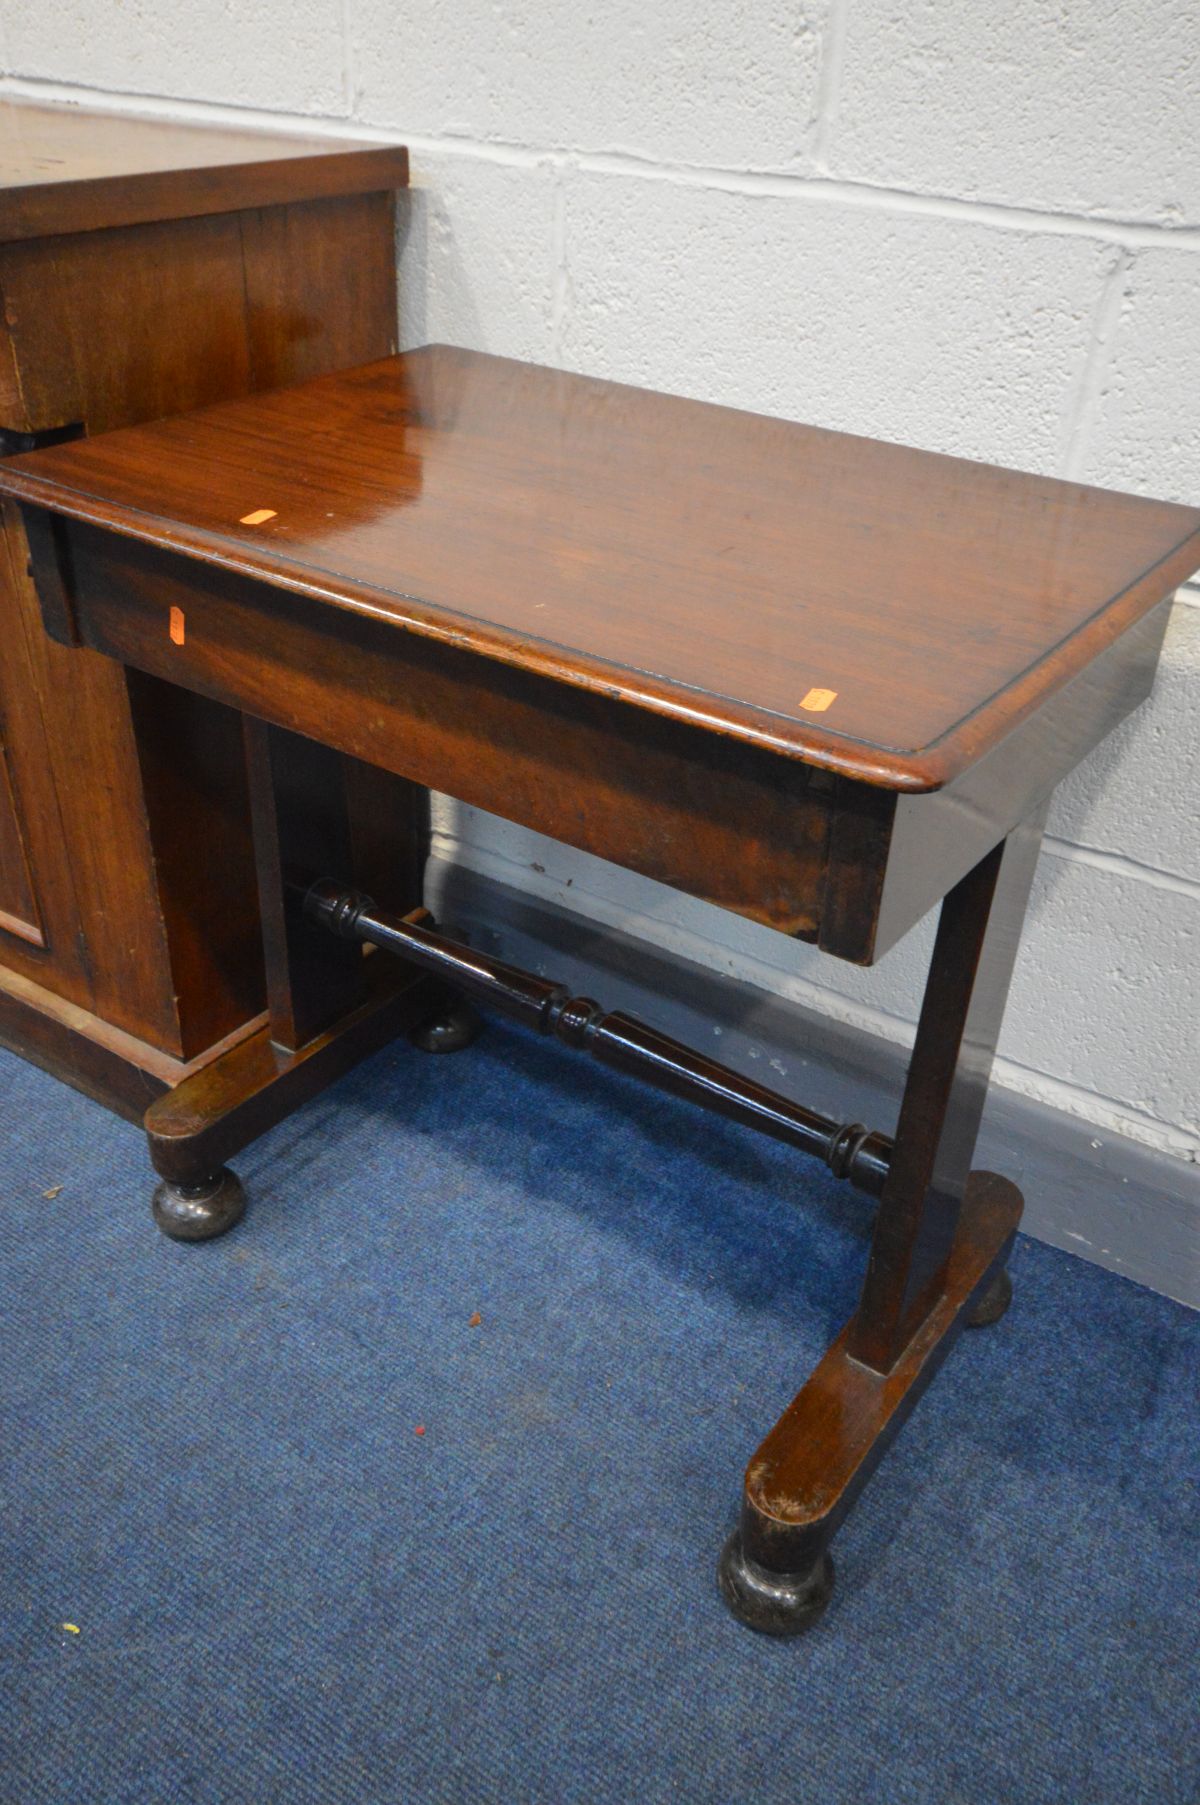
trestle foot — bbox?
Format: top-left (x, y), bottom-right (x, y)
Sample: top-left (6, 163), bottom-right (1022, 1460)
top-left (966, 1264), bottom-right (1013, 1328)
top-left (151, 1167), bottom-right (246, 1242)
top-left (410, 996), bottom-right (483, 1053)
top-left (717, 1531), bottom-right (835, 1637)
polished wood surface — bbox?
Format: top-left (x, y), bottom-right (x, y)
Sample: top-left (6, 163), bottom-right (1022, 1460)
top-left (4, 346), bottom-right (1198, 789)
top-left (244, 719), bottom-right (372, 1052)
top-left (27, 521), bottom-right (846, 940)
top-left (0, 100), bottom-right (408, 242)
top-left (305, 879), bottom-right (893, 1193)
top-left (0, 193), bottom-right (398, 435)
top-left (732, 1171), bottom-right (1022, 1584)
top-left (851, 808), bottom-right (1045, 1369)
top-left (0, 713), bottom-right (44, 945)
top-left (0, 98), bottom-right (410, 1109)
top-left (0, 956), bottom-right (268, 1123)
top-left (9, 336), bottom-right (1189, 1629)
top-left (145, 952), bottom-right (436, 1189)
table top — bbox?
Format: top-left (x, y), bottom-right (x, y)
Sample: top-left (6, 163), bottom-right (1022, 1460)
top-left (3, 345), bottom-right (1198, 791)
top-left (0, 99), bottom-right (408, 242)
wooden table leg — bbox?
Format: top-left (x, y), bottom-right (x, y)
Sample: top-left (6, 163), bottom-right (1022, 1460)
top-left (719, 809), bottom-right (1046, 1633)
top-left (146, 719), bottom-right (467, 1240)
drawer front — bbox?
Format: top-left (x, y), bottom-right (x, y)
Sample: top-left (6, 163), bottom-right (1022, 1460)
top-left (56, 524), bottom-right (855, 945)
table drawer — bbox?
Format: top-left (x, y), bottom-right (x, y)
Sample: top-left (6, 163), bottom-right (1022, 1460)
top-left (46, 520), bottom-right (867, 948)
top-left (32, 512), bottom-right (1166, 968)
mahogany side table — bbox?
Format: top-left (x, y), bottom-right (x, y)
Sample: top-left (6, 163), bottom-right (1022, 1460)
top-left (4, 346), bottom-right (1197, 1634)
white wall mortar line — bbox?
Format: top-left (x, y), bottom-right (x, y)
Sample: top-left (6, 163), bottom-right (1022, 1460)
top-left (339, 0), bottom-right (356, 118)
top-left (550, 157), bottom-right (569, 361)
top-left (986, 1053), bottom-right (1200, 1158)
top-left (1041, 835), bottom-right (1200, 901)
top-left (434, 818), bottom-right (1199, 950)
top-left (1059, 246), bottom-right (1133, 480)
top-left (6, 74), bottom-right (1200, 253)
top-left (808, 0), bottom-right (850, 170)
top-left (499, 151), bottom-right (1200, 252)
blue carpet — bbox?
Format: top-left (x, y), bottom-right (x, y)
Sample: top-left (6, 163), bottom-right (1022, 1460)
top-left (1, 1023), bottom-right (1196, 1804)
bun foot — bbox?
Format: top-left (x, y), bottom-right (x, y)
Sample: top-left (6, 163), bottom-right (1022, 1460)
top-left (409, 996), bottom-right (482, 1054)
top-left (717, 1531), bottom-right (835, 1636)
top-left (966, 1264), bottom-right (1013, 1328)
top-left (151, 1168), bottom-right (246, 1242)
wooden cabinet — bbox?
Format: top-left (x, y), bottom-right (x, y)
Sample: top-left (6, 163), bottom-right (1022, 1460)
top-left (0, 698), bottom-right (45, 949)
top-left (0, 99), bottom-right (410, 1116)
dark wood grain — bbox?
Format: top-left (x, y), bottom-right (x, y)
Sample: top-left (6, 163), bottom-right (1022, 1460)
top-left (734, 1169), bottom-right (1021, 1578)
top-left (29, 523), bottom-right (839, 940)
top-left (144, 941), bottom-right (436, 1189)
top-left (851, 811), bottom-right (1045, 1370)
top-left (719, 813), bottom-right (1042, 1627)
top-left (0, 197), bottom-right (399, 438)
top-left (0, 956), bottom-right (268, 1123)
top-left (124, 669), bottom-right (264, 1059)
top-left (0, 495), bottom-right (125, 1015)
top-left (243, 718), bottom-right (369, 1052)
top-left (9, 326), bottom-right (1187, 1034)
top-left (3, 346), bottom-right (1198, 790)
top-left (0, 99), bottom-right (411, 1106)
top-left (0, 729), bottom-right (44, 946)
top-left (240, 192), bottom-right (399, 391)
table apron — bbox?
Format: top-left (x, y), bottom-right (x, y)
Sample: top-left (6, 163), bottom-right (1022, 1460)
top-left (50, 519), bottom-right (901, 958)
top-left (28, 514), bottom-right (1172, 967)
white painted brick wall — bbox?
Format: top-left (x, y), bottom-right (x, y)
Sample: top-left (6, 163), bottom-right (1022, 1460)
top-left (397, 150), bottom-right (558, 362)
top-left (1050, 606), bottom-right (1200, 878)
top-left (557, 169), bottom-right (1110, 468)
top-left (4, 0), bottom-right (348, 115)
top-left (832, 1), bottom-right (1200, 225)
top-left (1081, 250), bottom-right (1200, 503)
top-left (1, 2), bottom-right (1196, 1167)
top-left (354, 0), bottom-right (828, 168)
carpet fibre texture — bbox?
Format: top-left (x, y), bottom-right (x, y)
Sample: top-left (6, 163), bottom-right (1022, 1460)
top-left (1, 1023), bottom-right (1197, 1804)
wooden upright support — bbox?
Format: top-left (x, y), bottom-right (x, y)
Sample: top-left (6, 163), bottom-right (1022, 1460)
top-left (719, 812), bottom-right (1045, 1633)
top-left (144, 721), bottom-right (444, 1240)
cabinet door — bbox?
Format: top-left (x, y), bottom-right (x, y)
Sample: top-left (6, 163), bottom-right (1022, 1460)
top-left (0, 508), bottom-right (94, 1004)
top-left (0, 193), bottom-right (402, 1069)
top-left (0, 728), bottom-right (43, 947)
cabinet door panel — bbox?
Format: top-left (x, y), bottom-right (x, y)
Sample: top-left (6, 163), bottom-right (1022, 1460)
top-left (0, 499), bottom-right (188, 1038)
top-left (0, 507), bottom-right (92, 1001)
top-left (0, 731), bottom-right (44, 946)
top-left (0, 189), bottom-right (406, 1075)
top-left (0, 213), bottom-right (253, 434)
